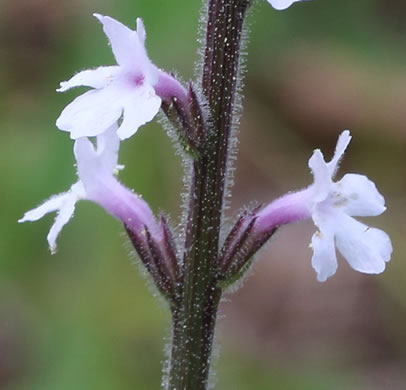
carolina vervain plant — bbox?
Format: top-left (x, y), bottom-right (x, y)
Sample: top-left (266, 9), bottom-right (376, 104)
top-left (20, 1), bottom-right (392, 389)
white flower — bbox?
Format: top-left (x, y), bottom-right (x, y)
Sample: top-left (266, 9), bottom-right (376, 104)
top-left (308, 131), bottom-right (392, 281)
top-left (256, 130), bottom-right (392, 281)
top-left (19, 182), bottom-right (86, 254)
top-left (19, 125), bottom-right (157, 253)
top-left (267, 0), bottom-right (307, 10)
top-left (56, 14), bottom-right (162, 140)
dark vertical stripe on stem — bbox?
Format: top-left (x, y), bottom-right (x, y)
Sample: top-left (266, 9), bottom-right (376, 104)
top-left (166, 1), bottom-right (250, 389)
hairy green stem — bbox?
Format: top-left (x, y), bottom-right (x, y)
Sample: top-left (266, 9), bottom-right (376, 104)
top-left (166, 1), bottom-right (250, 389)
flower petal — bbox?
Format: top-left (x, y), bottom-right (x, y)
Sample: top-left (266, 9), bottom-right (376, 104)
top-left (47, 183), bottom-right (85, 253)
top-left (327, 130), bottom-right (351, 177)
top-left (136, 18), bottom-right (146, 45)
top-left (93, 14), bottom-right (149, 72)
top-left (116, 86), bottom-right (161, 140)
top-left (94, 124), bottom-right (120, 172)
top-left (57, 66), bottom-right (120, 92)
top-left (19, 192), bottom-right (74, 223)
top-left (311, 231), bottom-right (338, 282)
top-left (333, 173), bottom-right (386, 217)
top-left (267, 0), bottom-right (302, 10)
top-left (311, 213), bottom-right (338, 282)
top-left (74, 138), bottom-right (104, 200)
top-left (335, 213), bottom-right (392, 274)
top-left (308, 149), bottom-right (331, 203)
top-left (56, 86), bottom-right (124, 138)
top-left (74, 124), bottom-right (120, 191)
top-left (19, 182), bottom-right (86, 253)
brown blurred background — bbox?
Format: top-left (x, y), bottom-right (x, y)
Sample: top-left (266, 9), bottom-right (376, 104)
top-left (1, 0), bottom-right (405, 389)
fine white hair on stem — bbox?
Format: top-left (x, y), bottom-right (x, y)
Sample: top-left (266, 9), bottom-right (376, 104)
top-left (191, 2), bottom-right (254, 250)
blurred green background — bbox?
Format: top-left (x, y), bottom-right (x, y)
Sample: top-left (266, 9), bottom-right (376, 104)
top-left (1, 0), bottom-right (406, 389)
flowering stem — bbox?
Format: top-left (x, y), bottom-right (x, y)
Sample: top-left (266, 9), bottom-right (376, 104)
top-left (166, 1), bottom-right (250, 389)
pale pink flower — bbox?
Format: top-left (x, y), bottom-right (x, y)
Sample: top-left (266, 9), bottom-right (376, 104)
top-left (19, 125), bottom-right (158, 253)
top-left (256, 131), bottom-right (392, 281)
top-left (56, 14), bottom-right (186, 140)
